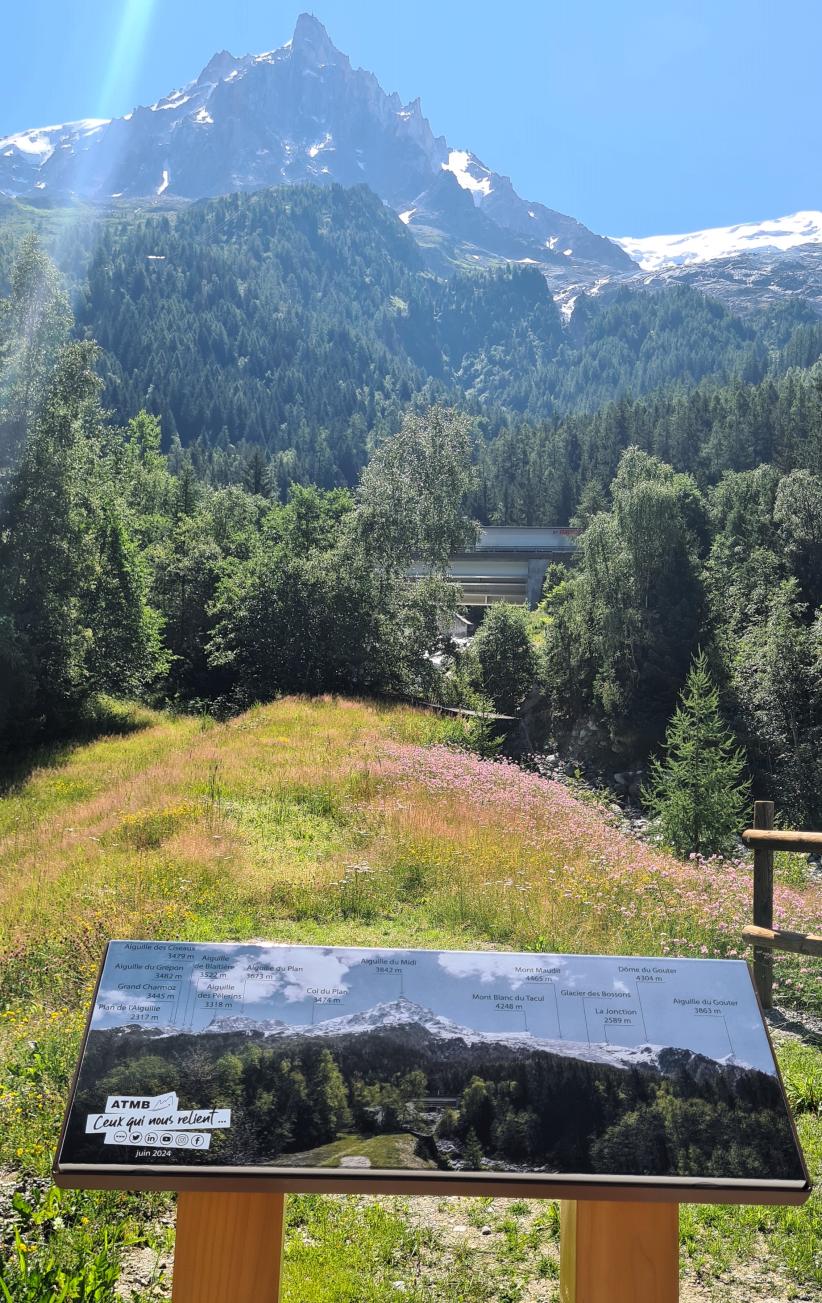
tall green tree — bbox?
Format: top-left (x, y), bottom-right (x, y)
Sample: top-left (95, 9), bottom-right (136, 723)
top-left (643, 651), bottom-right (750, 856)
top-left (355, 405), bottom-right (478, 575)
top-left (468, 603), bottom-right (540, 715)
top-left (0, 233), bottom-right (73, 470)
top-left (733, 583), bottom-right (822, 827)
top-left (773, 469), bottom-right (822, 610)
top-left (704, 465), bottom-right (784, 645)
top-left (0, 341), bottom-right (102, 741)
top-left (207, 435), bottom-right (462, 704)
top-left (207, 538), bottom-right (451, 702)
top-left (85, 502), bottom-right (166, 696)
top-left (544, 448), bottom-right (707, 756)
top-left (0, 337), bottom-right (166, 744)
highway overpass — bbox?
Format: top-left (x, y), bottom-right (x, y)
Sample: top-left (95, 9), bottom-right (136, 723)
top-left (410, 526), bottom-right (580, 609)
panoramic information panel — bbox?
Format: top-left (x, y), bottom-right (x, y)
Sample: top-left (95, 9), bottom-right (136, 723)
top-left (55, 942), bottom-right (810, 1199)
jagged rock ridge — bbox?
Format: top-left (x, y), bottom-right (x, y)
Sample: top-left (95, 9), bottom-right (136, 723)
top-left (0, 14), bottom-right (632, 278)
top-left (111, 995), bottom-right (755, 1076)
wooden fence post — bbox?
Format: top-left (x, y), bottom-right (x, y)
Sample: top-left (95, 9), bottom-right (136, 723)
top-left (752, 800), bottom-right (774, 1009)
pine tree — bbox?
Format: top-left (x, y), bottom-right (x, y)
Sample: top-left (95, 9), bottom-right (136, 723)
top-left (0, 341), bottom-right (101, 743)
top-left (0, 233), bottom-right (73, 469)
top-left (463, 1128), bottom-right (485, 1170)
top-left (642, 651), bottom-right (750, 857)
top-left (85, 503), bottom-right (166, 697)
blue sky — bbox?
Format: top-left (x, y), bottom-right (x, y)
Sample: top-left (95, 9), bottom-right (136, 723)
top-left (2, 1), bottom-right (820, 236)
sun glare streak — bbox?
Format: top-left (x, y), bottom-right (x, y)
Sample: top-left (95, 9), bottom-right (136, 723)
top-left (95, 0), bottom-right (161, 127)
top-left (0, 1), bottom-right (163, 500)
top-left (12, 0), bottom-right (161, 456)
top-left (50, 0), bottom-right (161, 261)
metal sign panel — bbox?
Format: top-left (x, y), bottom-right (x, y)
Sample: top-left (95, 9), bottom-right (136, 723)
top-left (54, 942), bottom-right (810, 1202)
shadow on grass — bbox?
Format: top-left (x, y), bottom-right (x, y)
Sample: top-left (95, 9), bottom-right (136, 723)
top-left (0, 698), bottom-right (151, 795)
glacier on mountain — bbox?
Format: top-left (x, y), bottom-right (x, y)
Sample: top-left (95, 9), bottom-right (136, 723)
top-left (443, 150), bottom-right (494, 200)
top-left (614, 210), bottom-right (822, 271)
top-left (0, 118), bottom-right (109, 160)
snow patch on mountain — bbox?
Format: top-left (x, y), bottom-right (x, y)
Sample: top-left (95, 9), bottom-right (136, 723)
top-left (2, 131), bottom-right (55, 157)
top-left (443, 150), bottom-right (493, 201)
top-left (0, 118), bottom-right (109, 159)
top-left (152, 90), bottom-right (193, 113)
top-left (614, 211), bottom-right (822, 271)
top-left (203, 1015), bottom-right (290, 1036)
top-left (308, 133), bottom-right (333, 159)
top-left (180, 997), bottom-right (754, 1075)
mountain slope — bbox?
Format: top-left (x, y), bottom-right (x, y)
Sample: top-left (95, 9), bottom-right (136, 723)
top-left (3, 178), bottom-right (817, 499)
top-left (66, 183), bottom-right (805, 481)
top-left (0, 14), bottom-right (632, 280)
top-left (4, 19), bottom-right (822, 321)
top-left (613, 212), bottom-right (822, 316)
top-left (105, 995), bottom-right (756, 1078)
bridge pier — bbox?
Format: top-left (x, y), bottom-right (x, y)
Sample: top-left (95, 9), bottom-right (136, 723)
top-left (527, 559), bottom-right (549, 609)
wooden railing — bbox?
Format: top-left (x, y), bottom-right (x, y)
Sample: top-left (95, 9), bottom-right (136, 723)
top-left (741, 800), bottom-right (822, 1007)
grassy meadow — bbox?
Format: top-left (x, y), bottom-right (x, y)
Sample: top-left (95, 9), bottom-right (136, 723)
top-left (0, 697), bottom-right (819, 1301)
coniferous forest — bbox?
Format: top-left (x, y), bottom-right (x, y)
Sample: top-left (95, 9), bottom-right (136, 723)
top-left (1, 187), bottom-right (822, 828)
top-left (64, 1022), bottom-right (802, 1182)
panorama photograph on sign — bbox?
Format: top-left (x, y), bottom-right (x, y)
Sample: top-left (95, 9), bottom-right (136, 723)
top-left (55, 942), bottom-right (808, 1193)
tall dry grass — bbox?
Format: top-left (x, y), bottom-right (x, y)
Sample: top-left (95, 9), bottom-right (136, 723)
top-left (1, 696), bottom-right (819, 1014)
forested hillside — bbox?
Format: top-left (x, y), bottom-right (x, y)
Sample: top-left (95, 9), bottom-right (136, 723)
top-left (475, 356), bottom-right (822, 522)
top-left (3, 185), bottom-right (822, 493)
top-left (3, 195), bottom-right (822, 828)
top-left (541, 450), bottom-right (822, 825)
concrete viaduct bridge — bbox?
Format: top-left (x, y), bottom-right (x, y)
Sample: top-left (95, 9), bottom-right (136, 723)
top-left (411, 526), bottom-right (580, 611)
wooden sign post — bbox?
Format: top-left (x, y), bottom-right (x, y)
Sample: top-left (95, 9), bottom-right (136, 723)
top-left (751, 799), bottom-right (775, 1007)
top-left (171, 1191), bottom-right (285, 1303)
top-left (53, 941), bottom-right (810, 1302)
top-left (168, 1192), bottom-right (681, 1302)
top-left (559, 1200), bottom-right (679, 1302)
top-left (741, 801), bottom-right (822, 1006)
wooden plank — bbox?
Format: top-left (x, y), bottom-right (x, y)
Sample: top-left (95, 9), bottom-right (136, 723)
top-left (53, 1166), bottom-right (812, 1204)
top-left (743, 924), bottom-right (822, 958)
top-left (559, 1199), bottom-right (577, 1300)
top-left (742, 829), bottom-right (822, 852)
top-left (400, 694), bottom-right (517, 722)
top-left (560, 1199), bottom-right (679, 1302)
top-left (172, 1191), bottom-right (285, 1303)
top-left (752, 801), bottom-right (774, 1009)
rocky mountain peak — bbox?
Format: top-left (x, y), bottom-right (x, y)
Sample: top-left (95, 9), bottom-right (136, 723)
top-left (291, 13), bottom-right (345, 66)
top-left (197, 50), bottom-right (244, 87)
top-left (0, 16), bottom-right (634, 281)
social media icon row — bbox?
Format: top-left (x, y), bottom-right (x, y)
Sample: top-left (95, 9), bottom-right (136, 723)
top-left (105, 1129), bottom-right (211, 1149)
